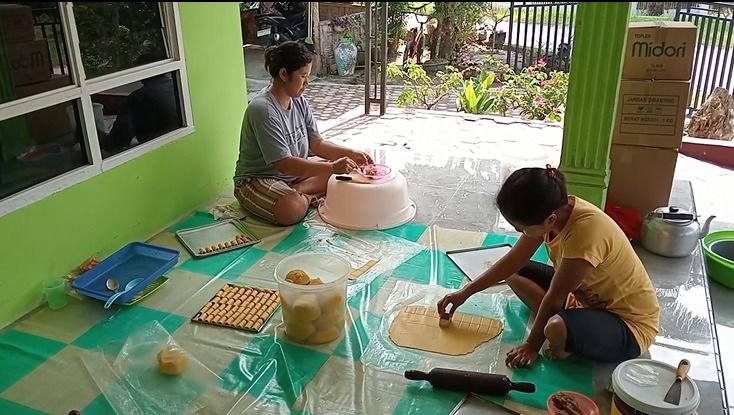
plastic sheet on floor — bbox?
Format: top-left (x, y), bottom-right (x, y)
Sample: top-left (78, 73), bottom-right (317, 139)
top-left (361, 280), bottom-right (506, 375)
top-left (0, 211), bottom-right (596, 415)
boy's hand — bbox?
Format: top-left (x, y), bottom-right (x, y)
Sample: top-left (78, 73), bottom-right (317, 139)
top-left (437, 289), bottom-right (470, 319)
top-left (505, 342), bottom-right (539, 368)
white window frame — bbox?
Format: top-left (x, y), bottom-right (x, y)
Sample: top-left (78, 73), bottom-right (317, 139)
top-left (0, 2), bottom-right (194, 217)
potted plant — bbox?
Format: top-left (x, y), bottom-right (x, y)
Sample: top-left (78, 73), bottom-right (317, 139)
top-left (331, 16), bottom-right (349, 33)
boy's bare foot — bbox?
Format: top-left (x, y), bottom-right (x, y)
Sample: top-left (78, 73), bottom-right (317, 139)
top-left (544, 344), bottom-right (571, 360)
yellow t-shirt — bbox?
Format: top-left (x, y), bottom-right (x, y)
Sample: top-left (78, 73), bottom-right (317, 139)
top-left (545, 196), bottom-right (660, 353)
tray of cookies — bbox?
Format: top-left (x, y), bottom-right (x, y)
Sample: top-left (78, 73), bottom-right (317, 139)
top-left (191, 283), bottom-right (280, 332)
top-left (175, 219), bottom-right (260, 258)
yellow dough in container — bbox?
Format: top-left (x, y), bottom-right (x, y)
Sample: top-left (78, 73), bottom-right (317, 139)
top-left (157, 346), bottom-right (189, 376)
top-left (279, 292), bottom-right (289, 309)
top-left (314, 309), bottom-right (345, 330)
top-left (285, 320), bottom-right (317, 342)
top-left (285, 269), bottom-right (311, 285)
top-left (307, 326), bottom-right (342, 344)
top-left (291, 294), bottom-right (322, 321)
top-left (318, 289), bottom-right (345, 313)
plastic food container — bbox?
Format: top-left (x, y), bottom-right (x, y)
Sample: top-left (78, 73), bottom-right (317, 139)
top-left (274, 253), bottom-right (351, 344)
top-left (611, 359), bottom-right (700, 415)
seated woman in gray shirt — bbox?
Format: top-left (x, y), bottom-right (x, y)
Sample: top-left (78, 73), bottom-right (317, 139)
top-left (234, 41), bottom-right (371, 226)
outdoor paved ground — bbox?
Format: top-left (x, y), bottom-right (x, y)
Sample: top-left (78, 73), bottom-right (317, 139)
top-left (244, 45), bottom-right (457, 118)
top-left (243, 45), bottom-right (734, 230)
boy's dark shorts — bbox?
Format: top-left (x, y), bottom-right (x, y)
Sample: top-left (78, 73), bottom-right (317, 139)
top-left (517, 261), bottom-right (642, 363)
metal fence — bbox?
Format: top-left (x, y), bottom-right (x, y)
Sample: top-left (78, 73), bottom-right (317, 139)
top-left (31, 6), bottom-right (69, 76)
top-left (506, 1), bottom-right (577, 72)
top-left (675, 2), bottom-right (734, 113)
top-left (506, 2), bottom-right (734, 112)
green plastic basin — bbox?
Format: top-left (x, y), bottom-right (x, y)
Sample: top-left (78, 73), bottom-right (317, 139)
top-left (703, 230), bottom-right (734, 289)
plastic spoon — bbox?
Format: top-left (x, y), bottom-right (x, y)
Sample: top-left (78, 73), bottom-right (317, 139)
top-left (105, 278), bottom-right (119, 291)
top-left (104, 278), bottom-right (143, 309)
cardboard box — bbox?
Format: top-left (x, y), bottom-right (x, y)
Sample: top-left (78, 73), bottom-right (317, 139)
top-left (25, 102), bottom-right (75, 144)
top-left (623, 21), bottom-right (697, 81)
top-left (613, 80), bottom-right (690, 148)
top-left (608, 144), bottom-right (679, 215)
top-left (13, 75), bottom-right (72, 100)
top-left (0, 4), bottom-right (35, 44)
top-left (6, 39), bottom-right (52, 87)
top-left (15, 76), bottom-right (75, 143)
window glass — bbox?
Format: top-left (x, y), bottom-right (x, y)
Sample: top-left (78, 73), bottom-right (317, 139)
top-left (92, 71), bottom-right (182, 158)
top-left (0, 2), bottom-right (73, 104)
top-left (73, 2), bottom-right (168, 78)
top-left (0, 100), bottom-right (89, 200)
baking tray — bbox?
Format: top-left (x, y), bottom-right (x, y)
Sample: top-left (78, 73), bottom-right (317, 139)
top-left (72, 242), bottom-right (179, 304)
top-left (450, 393), bottom-right (521, 415)
top-left (447, 244), bottom-right (513, 282)
top-left (191, 283), bottom-right (280, 333)
top-left (175, 219), bottom-right (260, 258)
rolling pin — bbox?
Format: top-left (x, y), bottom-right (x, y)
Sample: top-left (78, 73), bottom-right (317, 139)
top-left (404, 368), bottom-right (536, 396)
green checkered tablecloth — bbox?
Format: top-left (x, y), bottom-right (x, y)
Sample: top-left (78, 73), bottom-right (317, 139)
top-left (0, 210), bottom-right (594, 415)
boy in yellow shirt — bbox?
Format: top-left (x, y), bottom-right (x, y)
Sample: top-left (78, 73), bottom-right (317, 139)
top-left (438, 165), bottom-right (660, 367)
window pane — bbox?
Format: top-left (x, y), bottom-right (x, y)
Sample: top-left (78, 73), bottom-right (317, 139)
top-left (0, 101), bottom-right (89, 200)
top-left (0, 2), bottom-right (73, 105)
top-left (73, 2), bottom-right (168, 78)
top-left (92, 71), bottom-right (182, 158)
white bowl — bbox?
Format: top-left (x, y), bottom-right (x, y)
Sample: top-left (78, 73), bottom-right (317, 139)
top-left (318, 170), bottom-right (416, 231)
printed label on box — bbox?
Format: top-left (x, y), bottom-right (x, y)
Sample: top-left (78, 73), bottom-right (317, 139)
top-left (619, 93), bottom-right (681, 136)
top-left (612, 80), bottom-right (689, 148)
top-left (622, 22), bottom-right (697, 81)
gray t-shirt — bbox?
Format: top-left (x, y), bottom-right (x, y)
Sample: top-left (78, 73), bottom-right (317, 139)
top-left (234, 90), bottom-right (320, 181)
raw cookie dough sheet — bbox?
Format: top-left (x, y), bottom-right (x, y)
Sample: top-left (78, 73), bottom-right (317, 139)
top-left (361, 280), bottom-right (509, 376)
top-left (389, 305), bottom-right (504, 356)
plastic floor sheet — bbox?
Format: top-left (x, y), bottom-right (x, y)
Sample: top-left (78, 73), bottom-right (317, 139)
top-left (0, 210), bottom-right (594, 415)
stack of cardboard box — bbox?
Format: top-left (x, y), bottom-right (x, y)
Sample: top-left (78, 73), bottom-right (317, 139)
top-left (0, 4), bottom-right (51, 88)
top-left (1, 4), bottom-right (75, 145)
top-left (608, 21), bottom-right (698, 215)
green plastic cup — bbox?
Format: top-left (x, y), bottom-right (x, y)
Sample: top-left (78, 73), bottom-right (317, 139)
top-left (43, 278), bottom-right (68, 310)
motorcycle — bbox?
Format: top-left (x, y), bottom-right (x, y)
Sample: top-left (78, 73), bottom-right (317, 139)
top-left (255, 2), bottom-right (308, 47)
top-left (539, 42), bottom-right (572, 72)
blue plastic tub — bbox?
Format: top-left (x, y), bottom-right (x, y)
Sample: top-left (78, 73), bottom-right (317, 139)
top-left (72, 242), bottom-right (179, 304)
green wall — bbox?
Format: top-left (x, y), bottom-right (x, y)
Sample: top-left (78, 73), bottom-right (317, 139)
top-left (0, 3), bottom-right (246, 327)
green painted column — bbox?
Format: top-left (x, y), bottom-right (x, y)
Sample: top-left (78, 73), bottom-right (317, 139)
top-left (559, 2), bottom-right (630, 208)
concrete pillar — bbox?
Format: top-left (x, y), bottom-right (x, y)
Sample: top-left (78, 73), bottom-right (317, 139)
top-left (559, 2), bottom-right (630, 208)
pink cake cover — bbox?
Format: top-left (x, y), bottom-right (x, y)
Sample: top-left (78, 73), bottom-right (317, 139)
top-left (318, 170), bottom-right (416, 231)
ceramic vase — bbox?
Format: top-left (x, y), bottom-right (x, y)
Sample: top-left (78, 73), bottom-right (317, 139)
top-left (335, 37), bottom-right (357, 77)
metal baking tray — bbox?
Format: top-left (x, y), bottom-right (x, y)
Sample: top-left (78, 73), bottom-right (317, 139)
top-left (175, 219), bottom-right (260, 258)
top-left (191, 283), bottom-right (280, 333)
top-left (450, 393), bottom-right (521, 415)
